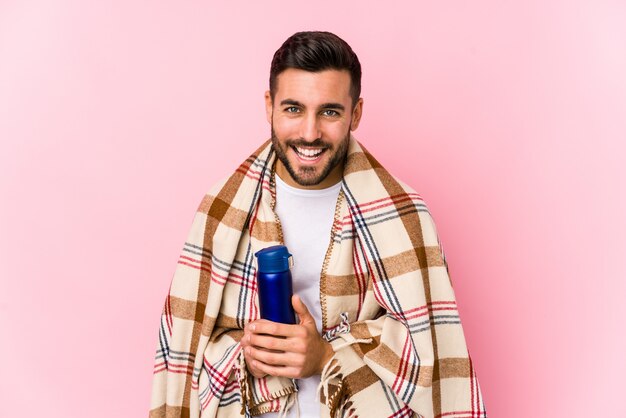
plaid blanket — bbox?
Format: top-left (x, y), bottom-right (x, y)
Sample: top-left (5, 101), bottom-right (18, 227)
top-left (150, 137), bottom-right (486, 418)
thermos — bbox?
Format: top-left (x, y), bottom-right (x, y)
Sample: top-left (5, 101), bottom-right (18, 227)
top-left (254, 245), bottom-right (297, 324)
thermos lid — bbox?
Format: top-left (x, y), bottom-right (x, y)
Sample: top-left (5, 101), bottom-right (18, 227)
top-left (255, 245), bottom-right (293, 273)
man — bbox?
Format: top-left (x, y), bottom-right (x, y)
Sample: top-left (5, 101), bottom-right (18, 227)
top-left (150, 31), bottom-right (486, 418)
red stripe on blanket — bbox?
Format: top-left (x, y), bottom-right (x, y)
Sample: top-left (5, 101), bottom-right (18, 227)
top-left (352, 225), bottom-right (366, 315)
top-left (201, 347), bottom-right (242, 410)
top-left (349, 193), bottom-right (424, 216)
top-left (153, 363), bottom-right (194, 375)
top-left (388, 404), bottom-right (415, 418)
top-left (391, 331), bottom-right (412, 393)
top-left (177, 260), bottom-right (226, 285)
top-left (235, 167), bottom-right (271, 193)
top-left (165, 295), bottom-right (173, 336)
top-left (350, 193), bottom-right (423, 210)
top-left (204, 360), bottom-right (229, 385)
top-left (435, 411), bottom-right (484, 418)
top-left (339, 195), bottom-right (424, 227)
top-left (222, 380), bottom-right (239, 395)
top-left (402, 301), bottom-right (457, 317)
top-left (247, 185), bottom-right (263, 322)
top-left (470, 356), bottom-right (478, 417)
top-left (404, 306), bottom-right (458, 321)
top-left (177, 258), bottom-right (256, 290)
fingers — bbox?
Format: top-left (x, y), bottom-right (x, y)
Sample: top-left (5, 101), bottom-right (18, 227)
top-left (241, 315), bottom-right (320, 379)
top-left (241, 344), bottom-right (268, 379)
top-left (246, 345), bottom-right (302, 366)
top-left (246, 319), bottom-right (303, 338)
top-left (244, 346), bottom-right (305, 379)
top-left (292, 294), bottom-right (311, 320)
top-left (292, 295), bottom-right (318, 329)
top-left (251, 361), bottom-right (302, 379)
top-left (247, 333), bottom-right (286, 352)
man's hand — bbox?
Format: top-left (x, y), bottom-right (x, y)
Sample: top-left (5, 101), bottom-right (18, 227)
top-left (241, 295), bottom-right (334, 379)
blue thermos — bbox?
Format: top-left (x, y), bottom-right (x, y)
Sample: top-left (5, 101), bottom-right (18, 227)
top-left (254, 245), bottom-right (297, 324)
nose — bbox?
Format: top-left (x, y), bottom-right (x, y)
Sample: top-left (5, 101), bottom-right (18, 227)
top-left (299, 113), bottom-right (321, 142)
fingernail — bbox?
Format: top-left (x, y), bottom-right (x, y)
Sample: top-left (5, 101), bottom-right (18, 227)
top-left (250, 324), bottom-right (256, 331)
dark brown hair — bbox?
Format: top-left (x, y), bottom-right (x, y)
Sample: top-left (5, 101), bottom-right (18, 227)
top-left (269, 31), bottom-right (362, 107)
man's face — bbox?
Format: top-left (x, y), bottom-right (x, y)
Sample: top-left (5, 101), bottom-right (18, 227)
top-left (265, 68), bottom-right (363, 189)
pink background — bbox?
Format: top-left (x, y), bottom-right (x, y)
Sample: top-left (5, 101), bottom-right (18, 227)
top-left (1, 1), bottom-right (625, 417)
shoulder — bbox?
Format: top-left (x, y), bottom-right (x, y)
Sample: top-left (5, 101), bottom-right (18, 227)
top-left (390, 174), bottom-right (420, 197)
top-left (195, 175), bottom-right (231, 214)
top-left (207, 175), bottom-right (231, 197)
top-left (384, 174), bottom-right (443, 240)
top-left (386, 173), bottom-right (430, 212)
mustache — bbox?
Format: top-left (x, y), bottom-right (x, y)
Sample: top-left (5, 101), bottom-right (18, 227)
top-left (284, 138), bottom-right (331, 149)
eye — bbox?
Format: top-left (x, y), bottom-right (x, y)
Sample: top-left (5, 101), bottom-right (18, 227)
top-left (322, 109), bottom-right (340, 117)
top-left (284, 106), bottom-right (300, 113)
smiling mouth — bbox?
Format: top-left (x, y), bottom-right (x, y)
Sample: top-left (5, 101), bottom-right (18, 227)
top-left (291, 146), bottom-right (326, 161)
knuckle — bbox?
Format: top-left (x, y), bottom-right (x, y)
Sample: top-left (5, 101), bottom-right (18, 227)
top-left (292, 341), bottom-right (305, 352)
top-left (265, 338), bottom-right (276, 350)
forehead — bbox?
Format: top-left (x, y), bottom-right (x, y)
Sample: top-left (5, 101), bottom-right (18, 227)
top-left (273, 68), bottom-right (351, 105)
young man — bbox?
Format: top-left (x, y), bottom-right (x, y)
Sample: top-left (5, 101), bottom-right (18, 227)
top-left (150, 31), bottom-right (486, 418)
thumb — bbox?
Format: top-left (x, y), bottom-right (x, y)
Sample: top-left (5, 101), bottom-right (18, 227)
top-left (292, 295), bottom-right (313, 325)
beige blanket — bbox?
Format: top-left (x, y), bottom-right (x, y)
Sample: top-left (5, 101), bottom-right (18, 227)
top-left (150, 137), bottom-right (486, 418)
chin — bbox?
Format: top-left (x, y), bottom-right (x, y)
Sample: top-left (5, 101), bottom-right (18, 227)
top-left (291, 170), bottom-right (325, 186)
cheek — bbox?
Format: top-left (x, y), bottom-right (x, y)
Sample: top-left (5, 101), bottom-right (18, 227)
top-left (323, 122), bottom-right (350, 141)
top-left (273, 118), bottom-right (299, 137)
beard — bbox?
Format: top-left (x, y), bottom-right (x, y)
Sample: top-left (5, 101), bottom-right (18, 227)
top-left (270, 124), bottom-right (350, 187)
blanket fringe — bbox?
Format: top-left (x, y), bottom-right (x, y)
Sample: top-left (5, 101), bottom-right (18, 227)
top-left (235, 348), bottom-right (252, 417)
top-left (278, 385), bottom-right (300, 418)
top-left (317, 357), bottom-right (341, 406)
top-left (317, 337), bottom-right (372, 418)
top-left (339, 398), bottom-right (357, 418)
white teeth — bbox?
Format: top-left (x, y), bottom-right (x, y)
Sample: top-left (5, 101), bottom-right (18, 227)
top-left (295, 147), bottom-right (324, 158)
top-left (293, 147), bottom-right (324, 160)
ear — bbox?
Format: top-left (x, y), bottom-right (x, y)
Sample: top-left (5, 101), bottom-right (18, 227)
top-left (264, 90), bottom-right (273, 124)
top-left (350, 98), bottom-right (364, 131)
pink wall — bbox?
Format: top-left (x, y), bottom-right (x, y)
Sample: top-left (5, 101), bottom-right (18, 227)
top-left (1, 1), bottom-right (625, 416)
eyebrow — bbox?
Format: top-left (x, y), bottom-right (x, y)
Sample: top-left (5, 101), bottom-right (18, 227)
top-left (280, 99), bottom-right (345, 111)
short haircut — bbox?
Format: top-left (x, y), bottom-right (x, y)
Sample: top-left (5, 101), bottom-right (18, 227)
top-left (269, 31), bottom-right (362, 107)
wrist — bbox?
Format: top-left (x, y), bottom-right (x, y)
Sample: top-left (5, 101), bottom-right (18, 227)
top-left (317, 340), bottom-right (335, 374)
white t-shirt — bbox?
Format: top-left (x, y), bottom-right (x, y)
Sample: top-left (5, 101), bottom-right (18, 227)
top-left (258, 174), bottom-right (342, 418)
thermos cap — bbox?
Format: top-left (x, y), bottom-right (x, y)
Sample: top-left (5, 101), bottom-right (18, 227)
top-left (255, 245), bottom-right (293, 273)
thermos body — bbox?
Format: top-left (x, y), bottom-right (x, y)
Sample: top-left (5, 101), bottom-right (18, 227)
top-left (256, 270), bottom-right (296, 324)
top-left (255, 245), bottom-right (297, 325)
